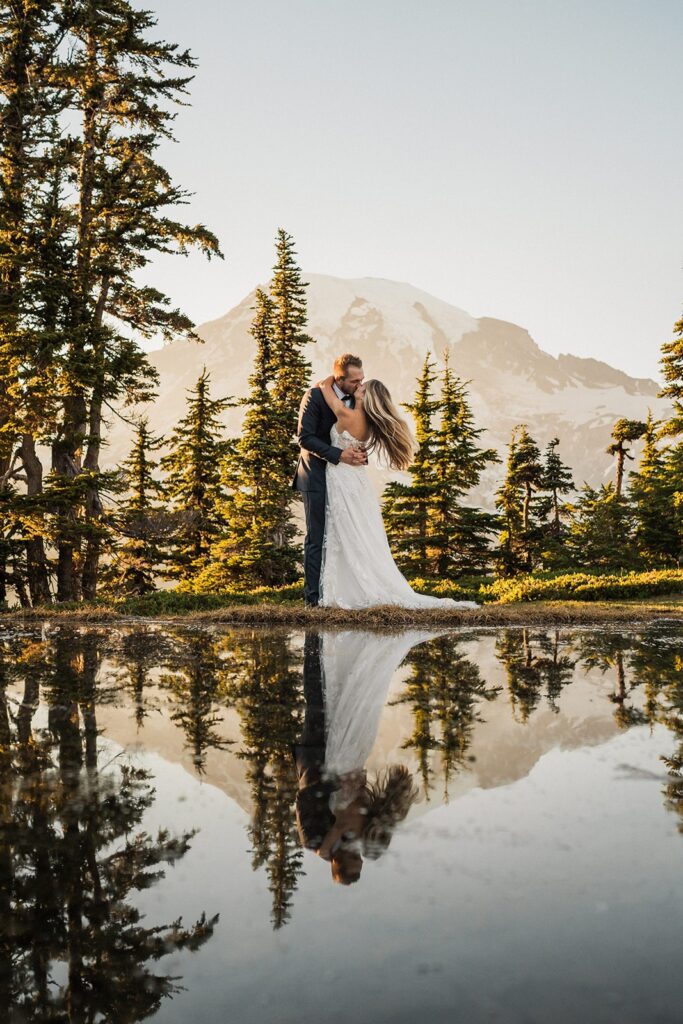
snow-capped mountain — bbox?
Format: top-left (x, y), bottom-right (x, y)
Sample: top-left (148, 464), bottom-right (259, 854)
top-left (106, 273), bottom-right (668, 502)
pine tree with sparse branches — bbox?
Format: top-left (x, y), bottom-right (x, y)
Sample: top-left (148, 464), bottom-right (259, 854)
top-left (606, 418), bottom-right (647, 497)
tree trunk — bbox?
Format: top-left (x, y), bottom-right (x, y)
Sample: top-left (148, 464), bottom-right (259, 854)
top-left (52, 25), bottom-right (97, 603)
top-left (523, 482), bottom-right (533, 569)
top-left (81, 391), bottom-right (103, 601)
top-left (553, 487), bottom-right (560, 538)
top-left (523, 482), bottom-right (532, 532)
top-left (20, 434), bottom-right (52, 604)
top-left (615, 449), bottom-right (624, 498)
top-left (52, 428), bottom-right (85, 602)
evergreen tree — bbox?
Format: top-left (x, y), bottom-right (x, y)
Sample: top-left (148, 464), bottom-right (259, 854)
top-left (53, 1), bottom-right (221, 601)
top-left (656, 312), bottom-right (683, 565)
top-left (160, 369), bottom-right (230, 581)
top-left (0, 1), bottom-right (67, 605)
top-left (659, 311), bottom-right (683, 441)
top-left (565, 482), bottom-right (640, 570)
top-left (268, 230), bottom-right (314, 567)
top-left (606, 417), bottom-right (647, 497)
top-left (495, 425), bottom-right (544, 574)
top-left (431, 354), bottom-right (499, 574)
top-left (383, 353), bottom-right (440, 575)
top-left (107, 418), bottom-right (165, 596)
top-left (541, 437), bottom-right (575, 539)
top-left (198, 288), bottom-right (301, 588)
top-left (1, 2), bottom-right (222, 605)
top-left (270, 228), bottom-right (314, 439)
top-left (630, 412), bottom-right (679, 566)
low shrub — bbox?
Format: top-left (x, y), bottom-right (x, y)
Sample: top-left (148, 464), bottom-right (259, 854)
top-left (483, 569), bottom-right (683, 604)
top-left (117, 581), bottom-right (305, 615)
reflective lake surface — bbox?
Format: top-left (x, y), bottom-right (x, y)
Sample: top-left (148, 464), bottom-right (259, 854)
top-left (1, 622), bottom-right (683, 1023)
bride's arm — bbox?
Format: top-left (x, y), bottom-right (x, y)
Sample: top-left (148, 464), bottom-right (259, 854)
top-left (316, 375), bottom-right (347, 417)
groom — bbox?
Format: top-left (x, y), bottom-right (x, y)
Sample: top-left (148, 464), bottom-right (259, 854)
top-left (292, 353), bottom-right (367, 606)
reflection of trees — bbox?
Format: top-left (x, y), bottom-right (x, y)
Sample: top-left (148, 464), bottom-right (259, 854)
top-left (627, 633), bottom-right (683, 831)
top-left (159, 632), bottom-right (233, 773)
top-left (495, 629), bottom-right (575, 722)
top-left (577, 631), bottom-right (648, 729)
top-left (220, 632), bottom-right (304, 929)
top-left (392, 635), bottom-right (499, 800)
top-left (0, 629), bottom-right (217, 1023)
top-left (111, 627), bottom-right (175, 729)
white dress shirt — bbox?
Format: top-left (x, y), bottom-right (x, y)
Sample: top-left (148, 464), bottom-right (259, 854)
top-left (332, 381), bottom-right (352, 404)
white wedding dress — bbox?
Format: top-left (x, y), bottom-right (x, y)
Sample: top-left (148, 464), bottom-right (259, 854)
top-left (319, 425), bottom-right (479, 610)
top-left (322, 630), bottom-right (437, 777)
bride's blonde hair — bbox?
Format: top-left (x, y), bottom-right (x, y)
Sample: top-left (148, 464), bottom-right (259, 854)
top-left (362, 380), bottom-right (414, 471)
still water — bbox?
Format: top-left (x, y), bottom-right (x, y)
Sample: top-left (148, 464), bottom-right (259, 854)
top-left (1, 622), bottom-right (682, 1023)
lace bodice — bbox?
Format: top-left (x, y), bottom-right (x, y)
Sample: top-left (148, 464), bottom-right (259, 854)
top-left (331, 423), bottom-right (364, 451)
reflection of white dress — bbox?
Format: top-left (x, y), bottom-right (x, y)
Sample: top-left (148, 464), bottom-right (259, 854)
top-left (319, 425), bottom-right (479, 610)
top-left (322, 630), bottom-right (437, 777)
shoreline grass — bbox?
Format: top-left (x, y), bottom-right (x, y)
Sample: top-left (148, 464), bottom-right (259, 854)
top-left (2, 597), bottom-right (682, 629)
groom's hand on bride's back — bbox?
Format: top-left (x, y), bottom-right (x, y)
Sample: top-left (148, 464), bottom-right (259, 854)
top-left (340, 446), bottom-right (368, 466)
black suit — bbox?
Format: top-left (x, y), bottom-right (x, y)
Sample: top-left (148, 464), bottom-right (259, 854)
top-left (292, 632), bottom-right (335, 851)
top-left (292, 387), bottom-right (353, 606)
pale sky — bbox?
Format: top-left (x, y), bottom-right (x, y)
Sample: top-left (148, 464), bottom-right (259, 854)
top-left (144, 0), bottom-right (682, 381)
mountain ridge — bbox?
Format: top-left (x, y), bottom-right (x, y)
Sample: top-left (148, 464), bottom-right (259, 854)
top-left (105, 272), bottom-right (668, 501)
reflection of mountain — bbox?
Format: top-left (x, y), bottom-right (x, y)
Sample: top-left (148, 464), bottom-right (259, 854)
top-left (106, 274), bottom-right (669, 500)
top-left (94, 635), bottom-right (619, 816)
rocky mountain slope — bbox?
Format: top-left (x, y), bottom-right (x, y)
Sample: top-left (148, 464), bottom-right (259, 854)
top-left (107, 273), bottom-right (668, 502)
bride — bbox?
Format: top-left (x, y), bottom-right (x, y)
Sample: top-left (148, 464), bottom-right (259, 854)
top-left (315, 374), bottom-right (478, 610)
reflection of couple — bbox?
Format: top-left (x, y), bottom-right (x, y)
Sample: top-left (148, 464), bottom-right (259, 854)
top-left (292, 352), bottom-right (478, 611)
top-left (293, 630), bottom-right (433, 884)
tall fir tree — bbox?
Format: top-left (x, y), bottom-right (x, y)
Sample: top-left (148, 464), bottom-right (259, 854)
top-left (383, 353), bottom-right (440, 575)
top-left (270, 228), bottom-right (313, 435)
top-left (0, 0), bottom-right (67, 605)
top-left (268, 229), bottom-right (314, 568)
top-left (540, 437), bottom-right (575, 539)
top-left (106, 418), bottom-right (165, 596)
top-left (430, 353), bottom-right (499, 574)
top-left (161, 369), bottom-right (231, 582)
top-left (0, 2), bottom-right (221, 606)
top-left (197, 288), bottom-right (301, 588)
top-left (657, 311), bottom-right (683, 564)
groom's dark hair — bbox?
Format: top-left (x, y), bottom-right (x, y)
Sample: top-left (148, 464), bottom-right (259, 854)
top-left (334, 353), bottom-right (363, 378)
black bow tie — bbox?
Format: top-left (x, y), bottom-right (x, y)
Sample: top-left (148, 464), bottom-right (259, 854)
top-left (342, 395), bottom-right (352, 404)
